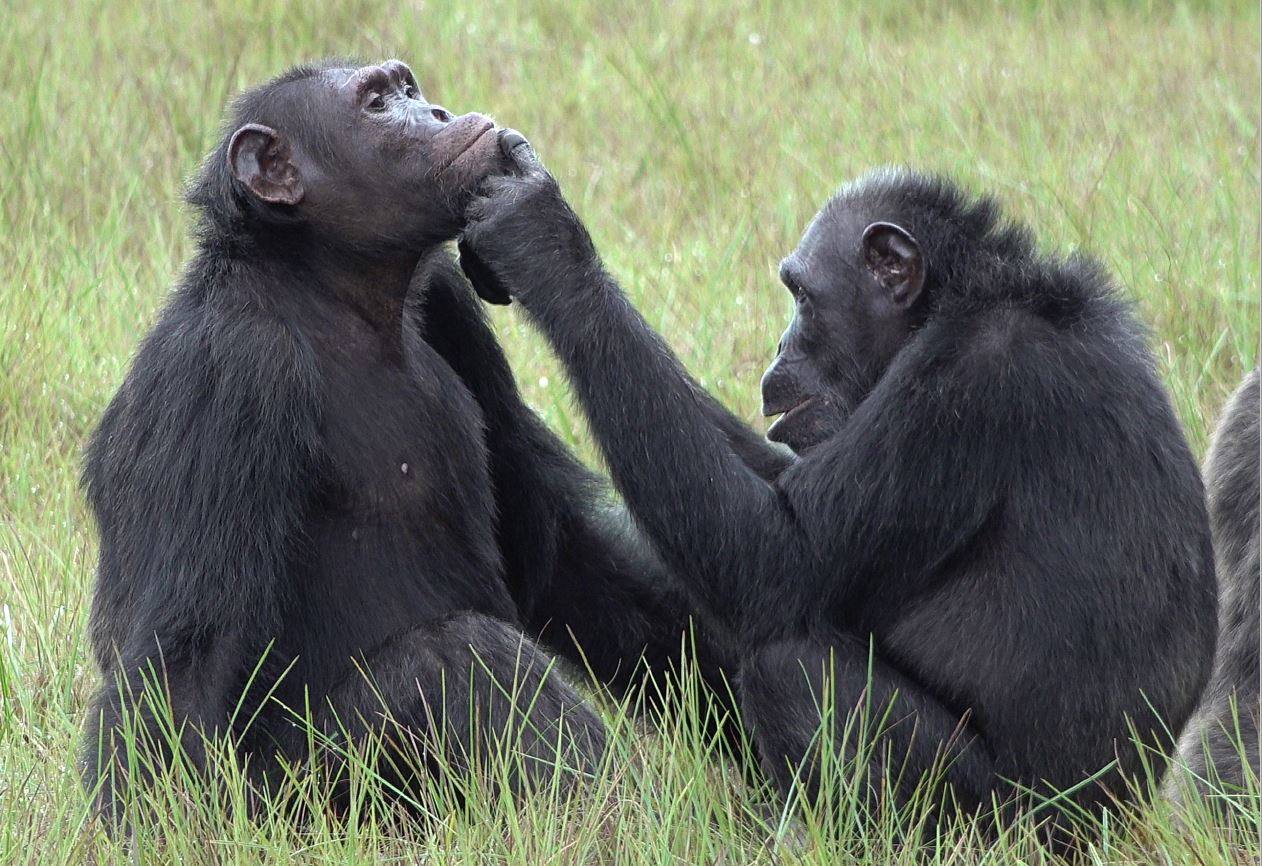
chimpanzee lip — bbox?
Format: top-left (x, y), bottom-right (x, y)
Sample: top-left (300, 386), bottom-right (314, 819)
top-left (435, 121), bottom-right (495, 176)
top-left (764, 396), bottom-right (814, 420)
top-left (765, 397), bottom-right (814, 438)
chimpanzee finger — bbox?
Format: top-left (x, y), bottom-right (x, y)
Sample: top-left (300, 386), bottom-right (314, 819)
top-left (458, 236), bottom-right (512, 305)
top-left (497, 128), bottom-right (541, 175)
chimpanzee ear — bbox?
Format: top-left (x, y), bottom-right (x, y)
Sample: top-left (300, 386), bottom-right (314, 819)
top-left (227, 124), bottom-right (304, 206)
top-left (861, 221), bottom-right (924, 307)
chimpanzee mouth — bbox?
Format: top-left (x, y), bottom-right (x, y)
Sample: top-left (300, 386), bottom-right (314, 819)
top-left (765, 398), bottom-right (815, 440)
top-left (435, 120), bottom-right (496, 176)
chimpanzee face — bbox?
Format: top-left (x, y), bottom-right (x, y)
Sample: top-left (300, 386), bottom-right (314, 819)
top-left (226, 60), bottom-right (507, 251)
top-left (760, 202), bottom-right (926, 454)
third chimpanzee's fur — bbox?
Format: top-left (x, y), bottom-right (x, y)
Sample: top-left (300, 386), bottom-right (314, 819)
top-left (80, 61), bottom-right (721, 826)
top-left (1171, 368), bottom-right (1260, 799)
top-left (460, 161), bottom-right (1219, 829)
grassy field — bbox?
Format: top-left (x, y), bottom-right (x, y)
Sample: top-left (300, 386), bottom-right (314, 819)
top-left (1, 0), bottom-right (1259, 862)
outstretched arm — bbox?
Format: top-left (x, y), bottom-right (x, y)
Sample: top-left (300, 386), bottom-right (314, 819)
top-left (459, 172), bottom-right (815, 640)
top-left (82, 306), bottom-right (322, 823)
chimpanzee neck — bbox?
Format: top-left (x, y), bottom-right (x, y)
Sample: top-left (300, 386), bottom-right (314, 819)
top-left (310, 246), bottom-right (419, 328)
top-left (239, 239), bottom-right (429, 341)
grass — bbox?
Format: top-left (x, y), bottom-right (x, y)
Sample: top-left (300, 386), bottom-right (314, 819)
top-left (0, 0), bottom-right (1258, 862)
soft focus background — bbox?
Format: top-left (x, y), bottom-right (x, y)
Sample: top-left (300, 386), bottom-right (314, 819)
top-left (1, 1), bottom-right (1258, 863)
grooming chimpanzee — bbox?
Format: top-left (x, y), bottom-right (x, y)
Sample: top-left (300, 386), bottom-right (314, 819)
top-left (81, 61), bottom-right (716, 826)
top-left (1170, 368), bottom-right (1259, 800)
top-left (460, 155), bottom-right (1218, 826)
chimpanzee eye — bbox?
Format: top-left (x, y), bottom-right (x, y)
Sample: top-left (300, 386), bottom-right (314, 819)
top-left (366, 92), bottom-right (386, 112)
top-left (403, 85), bottom-right (419, 100)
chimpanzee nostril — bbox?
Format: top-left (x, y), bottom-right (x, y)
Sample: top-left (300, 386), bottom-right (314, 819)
top-left (430, 106), bottom-right (453, 123)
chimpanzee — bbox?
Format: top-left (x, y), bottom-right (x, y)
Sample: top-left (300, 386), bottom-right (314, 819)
top-left (459, 156), bottom-right (1219, 825)
top-left (80, 60), bottom-right (726, 827)
top-left (1171, 368), bottom-right (1259, 800)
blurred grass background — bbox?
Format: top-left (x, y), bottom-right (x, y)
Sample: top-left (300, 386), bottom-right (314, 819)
top-left (0, 0), bottom-right (1258, 862)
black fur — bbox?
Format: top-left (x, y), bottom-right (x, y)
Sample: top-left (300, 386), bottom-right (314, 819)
top-left (81, 62), bottom-right (714, 827)
top-left (460, 164), bottom-right (1218, 828)
top-left (1170, 368), bottom-right (1260, 799)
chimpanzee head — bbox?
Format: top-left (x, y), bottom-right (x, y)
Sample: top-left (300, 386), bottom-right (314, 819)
top-left (190, 59), bottom-right (507, 252)
top-left (760, 170), bottom-right (1031, 454)
top-left (759, 182), bottom-right (927, 453)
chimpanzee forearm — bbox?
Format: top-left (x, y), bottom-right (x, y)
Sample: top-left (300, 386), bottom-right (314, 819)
top-left (452, 225), bottom-right (788, 487)
top-left (480, 248), bottom-right (814, 640)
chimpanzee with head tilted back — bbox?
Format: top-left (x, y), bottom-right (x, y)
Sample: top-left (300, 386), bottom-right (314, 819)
top-left (80, 60), bottom-right (732, 827)
top-left (459, 152), bottom-right (1219, 835)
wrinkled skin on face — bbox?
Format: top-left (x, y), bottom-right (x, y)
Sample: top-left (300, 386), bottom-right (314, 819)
top-left (226, 60), bottom-right (508, 252)
top-left (760, 204), bottom-right (926, 454)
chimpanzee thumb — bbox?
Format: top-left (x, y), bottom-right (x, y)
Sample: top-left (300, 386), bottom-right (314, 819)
top-left (497, 128), bottom-right (541, 175)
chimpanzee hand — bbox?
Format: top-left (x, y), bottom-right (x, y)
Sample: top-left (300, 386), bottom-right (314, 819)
top-left (458, 130), bottom-right (598, 307)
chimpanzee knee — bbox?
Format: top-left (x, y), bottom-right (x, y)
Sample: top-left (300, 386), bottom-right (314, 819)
top-left (319, 612), bottom-right (606, 802)
top-left (739, 634), bottom-right (992, 811)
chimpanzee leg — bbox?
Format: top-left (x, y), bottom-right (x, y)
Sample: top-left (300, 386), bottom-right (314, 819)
top-left (738, 632), bottom-right (994, 812)
top-left (317, 612), bottom-right (606, 805)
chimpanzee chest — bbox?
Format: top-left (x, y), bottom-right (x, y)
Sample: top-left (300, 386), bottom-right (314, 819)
top-left (321, 349), bottom-right (490, 521)
top-left (302, 326), bottom-right (513, 633)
